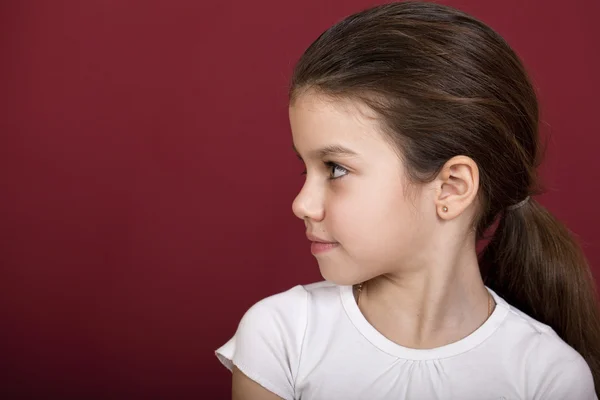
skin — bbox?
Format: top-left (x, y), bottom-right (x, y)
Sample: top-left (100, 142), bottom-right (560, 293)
top-left (232, 366), bottom-right (282, 400)
top-left (232, 91), bottom-right (494, 399)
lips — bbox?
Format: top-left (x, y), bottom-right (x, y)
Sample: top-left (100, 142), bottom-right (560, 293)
top-left (306, 233), bottom-right (339, 254)
top-left (306, 233), bottom-right (336, 244)
top-left (310, 241), bottom-right (339, 254)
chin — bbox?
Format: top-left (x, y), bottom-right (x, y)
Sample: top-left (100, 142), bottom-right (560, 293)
top-left (317, 260), bottom-right (361, 286)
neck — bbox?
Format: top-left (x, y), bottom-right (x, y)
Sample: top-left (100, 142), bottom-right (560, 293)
top-left (357, 245), bottom-right (494, 349)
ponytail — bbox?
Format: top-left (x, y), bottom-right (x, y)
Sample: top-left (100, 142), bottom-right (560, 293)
top-left (479, 198), bottom-right (600, 392)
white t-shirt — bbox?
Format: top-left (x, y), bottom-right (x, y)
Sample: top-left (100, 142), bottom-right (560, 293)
top-left (215, 281), bottom-right (596, 400)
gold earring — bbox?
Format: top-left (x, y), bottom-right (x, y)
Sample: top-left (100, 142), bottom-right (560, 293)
top-left (442, 206), bottom-right (448, 212)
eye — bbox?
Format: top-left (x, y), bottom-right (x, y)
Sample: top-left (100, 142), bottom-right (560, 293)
top-left (325, 162), bottom-right (348, 179)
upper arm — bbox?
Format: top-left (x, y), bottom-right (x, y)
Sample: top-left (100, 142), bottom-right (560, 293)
top-left (232, 366), bottom-right (285, 400)
top-left (216, 285), bottom-right (309, 400)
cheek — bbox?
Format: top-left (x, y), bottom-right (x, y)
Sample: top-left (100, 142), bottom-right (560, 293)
top-left (328, 182), bottom-right (415, 250)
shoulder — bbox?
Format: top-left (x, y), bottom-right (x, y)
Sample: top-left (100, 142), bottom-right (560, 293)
top-left (497, 300), bottom-right (596, 399)
top-left (224, 283), bottom-right (312, 363)
top-left (525, 328), bottom-right (595, 399)
top-left (238, 280), bottom-right (338, 328)
top-left (241, 284), bottom-right (310, 325)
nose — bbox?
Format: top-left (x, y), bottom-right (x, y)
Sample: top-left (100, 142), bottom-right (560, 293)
top-left (292, 180), bottom-right (325, 222)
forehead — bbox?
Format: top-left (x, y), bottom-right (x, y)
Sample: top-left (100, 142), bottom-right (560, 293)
top-left (289, 93), bottom-right (382, 146)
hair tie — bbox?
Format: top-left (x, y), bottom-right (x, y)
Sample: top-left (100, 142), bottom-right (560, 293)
top-left (507, 196), bottom-right (530, 211)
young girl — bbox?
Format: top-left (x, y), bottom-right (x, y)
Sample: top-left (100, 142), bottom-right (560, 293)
top-left (216, 2), bottom-right (600, 399)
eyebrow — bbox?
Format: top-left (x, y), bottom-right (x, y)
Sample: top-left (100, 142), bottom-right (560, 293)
top-left (292, 144), bottom-right (359, 159)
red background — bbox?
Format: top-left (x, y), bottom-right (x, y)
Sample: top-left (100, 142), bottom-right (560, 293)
top-left (1, 0), bottom-right (599, 398)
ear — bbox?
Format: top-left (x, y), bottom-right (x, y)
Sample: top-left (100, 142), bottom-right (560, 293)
top-left (434, 156), bottom-right (479, 220)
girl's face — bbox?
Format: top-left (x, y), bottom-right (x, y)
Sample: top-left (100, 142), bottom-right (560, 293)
top-left (290, 93), bottom-right (437, 285)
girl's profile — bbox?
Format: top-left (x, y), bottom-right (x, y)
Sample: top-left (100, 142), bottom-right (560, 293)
top-left (215, 2), bottom-right (600, 399)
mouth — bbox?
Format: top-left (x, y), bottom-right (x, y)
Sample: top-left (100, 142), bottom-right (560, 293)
top-left (310, 241), bottom-right (339, 254)
top-left (306, 233), bottom-right (339, 254)
top-left (308, 239), bottom-right (339, 255)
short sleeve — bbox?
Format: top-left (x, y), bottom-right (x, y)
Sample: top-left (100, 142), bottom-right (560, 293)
top-left (215, 285), bottom-right (308, 400)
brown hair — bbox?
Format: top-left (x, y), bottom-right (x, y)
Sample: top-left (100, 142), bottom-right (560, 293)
top-left (289, 0), bottom-right (600, 391)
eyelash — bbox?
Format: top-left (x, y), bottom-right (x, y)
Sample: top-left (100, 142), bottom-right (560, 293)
top-left (300, 161), bottom-right (348, 180)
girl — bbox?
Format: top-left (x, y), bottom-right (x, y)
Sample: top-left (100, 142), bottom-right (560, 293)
top-left (216, 2), bottom-right (600, 399)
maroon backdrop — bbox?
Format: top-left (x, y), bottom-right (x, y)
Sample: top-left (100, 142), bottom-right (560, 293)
top-left (1, 0), bottom-right (599, 398)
